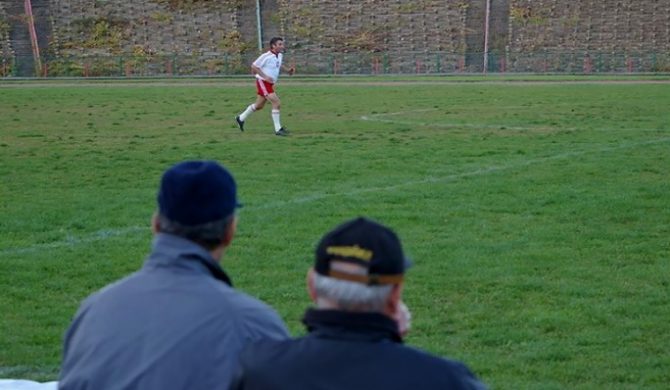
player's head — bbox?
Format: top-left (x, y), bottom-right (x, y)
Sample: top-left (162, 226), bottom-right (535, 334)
top-left (154, 160), bottom-right (241, 251)
top-left (269, 37), bottom-right (285, 52)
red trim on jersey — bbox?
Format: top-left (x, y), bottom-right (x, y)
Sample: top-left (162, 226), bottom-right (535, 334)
top-left (256, 78), bottom-right (274, 96)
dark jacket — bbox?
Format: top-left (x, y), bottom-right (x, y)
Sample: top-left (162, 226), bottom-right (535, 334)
top-left (59, 233), bottom-right (289, 390)
top-left (233, 308), bottom-right (486, 390)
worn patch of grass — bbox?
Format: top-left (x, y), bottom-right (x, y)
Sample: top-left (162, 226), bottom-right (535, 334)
top-left (1, 77), bottom-right (669, 388)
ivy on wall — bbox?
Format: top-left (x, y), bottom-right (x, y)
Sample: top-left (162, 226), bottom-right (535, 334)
top-left (65, 17), bottom-right (128, 53)
top-left (510, 6), bottom-right (547, 26)
top-left (0, 18), bottom-right (9, 35)
top-left (150, 0), bottom-right (244, 12)
top-left (218, 30), bottom-right (252, 54)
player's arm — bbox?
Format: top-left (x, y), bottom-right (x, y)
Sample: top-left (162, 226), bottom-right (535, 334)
top-left (282, 64), bottom-right (295, 76)
top-left (251, 63), bottom-right (272, 82)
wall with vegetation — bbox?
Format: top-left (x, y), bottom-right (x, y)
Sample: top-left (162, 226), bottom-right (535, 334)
top-left (508, 0), bottom-right (670, 71)
top-left (277, 0), bottom-right (470, 72)
top-left (4, 0), bottom-right (670, 75)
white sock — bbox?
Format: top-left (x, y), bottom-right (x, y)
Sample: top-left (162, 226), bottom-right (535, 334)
top-left (239, 104), bottom-right (256, 121)
top-left (271, 109), bottom-right (282, 131)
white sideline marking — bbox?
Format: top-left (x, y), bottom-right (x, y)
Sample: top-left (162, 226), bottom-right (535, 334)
top-left (1, 226), bottom-right (147, 256)
top-left (361, 109), bottom-right (667, 134)
top-left (256, 136), bottom-right (670, 209)
top-left (361, 109), bottom-right (547, 131)
top-left (2, 137), bottom-right (669, 256)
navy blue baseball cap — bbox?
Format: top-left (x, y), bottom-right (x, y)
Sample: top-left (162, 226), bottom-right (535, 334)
top-left (315, 217), bottom-right (411, 285)
top-left (158, 160), bottom-right (241, 226)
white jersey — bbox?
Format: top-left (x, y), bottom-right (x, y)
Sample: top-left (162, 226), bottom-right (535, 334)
top-left (253, 51), bottom-right (283, 84)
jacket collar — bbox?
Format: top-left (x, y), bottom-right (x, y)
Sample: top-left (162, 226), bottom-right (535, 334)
top-left (302, 308), bottom-right (403, 343)
top-left (145, 233), bottom-right (233, 286)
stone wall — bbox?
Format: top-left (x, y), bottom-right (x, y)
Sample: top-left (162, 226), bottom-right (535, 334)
top-left (0, 3), bottom-right (9, 50)
top-left (2, 0), bottom-right (670, 75)
top-left (509, 0), bottom-right (670, 53)
top-left (276, 0), bottom-right (469, 73)
top-left (38, 0), bottom-right (472, 74)
top-left (42, 0), bottom-right (257, 75)
top-left (508, 0), bottom-right (670, 72)
top-left (48, 0), bottom-right (240, 55)
top-left (0, 2), bottom-right (13, 75)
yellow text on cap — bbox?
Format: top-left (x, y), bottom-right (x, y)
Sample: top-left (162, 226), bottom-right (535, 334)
top-left (326, 245), bottom-right (373, 262)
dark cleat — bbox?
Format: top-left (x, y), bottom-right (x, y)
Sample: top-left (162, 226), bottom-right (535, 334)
top-left (275, 127), bottom-right (289, 136)
top-left (235, 116), bottom-right (245, 131)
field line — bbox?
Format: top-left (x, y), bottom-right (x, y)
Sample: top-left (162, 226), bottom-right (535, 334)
top-left (361, 109), bottom-right (561, 131)
top-left (360, 109), bottom-right (670, 133)
top-left (2, 136), bottom-right (668, 255)
top-left (257, 136), bottom-right (670, 209)
top-left (1, 226), bottom-right (147, 256)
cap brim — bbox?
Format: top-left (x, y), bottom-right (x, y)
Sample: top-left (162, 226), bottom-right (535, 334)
top-left (403, 256), bottom-right (413, 270)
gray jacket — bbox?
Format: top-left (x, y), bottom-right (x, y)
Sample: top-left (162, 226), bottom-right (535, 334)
top-left (59, 233), bottom-right (289, 390)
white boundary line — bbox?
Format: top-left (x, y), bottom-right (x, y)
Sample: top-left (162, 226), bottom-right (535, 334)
top-left (255, 136), bottom-right (670, 209)
top-left (1, 227), bottom-right (146, 256)
top-left (361, 109), bottom-right (542, 131)
top-left (360, 108), bottom-right (668, 133)
top-left (3, 135), bottom-right (668, 256)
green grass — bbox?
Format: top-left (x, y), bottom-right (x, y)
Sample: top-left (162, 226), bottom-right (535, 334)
top-left (1, 76), bottom-right (669, 388)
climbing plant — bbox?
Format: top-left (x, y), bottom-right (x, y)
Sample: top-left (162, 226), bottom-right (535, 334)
top-left (66, 17), bottom-right (128, 53)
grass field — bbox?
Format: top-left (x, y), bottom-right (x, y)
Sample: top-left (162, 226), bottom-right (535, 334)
top-left (1, 76), bottom-right (669, 389)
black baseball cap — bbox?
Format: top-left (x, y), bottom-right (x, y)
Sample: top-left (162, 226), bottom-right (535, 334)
top-left (315, 217), bottom-right (411, 285)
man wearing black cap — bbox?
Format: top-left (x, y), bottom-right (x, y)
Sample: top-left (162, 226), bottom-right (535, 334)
top-left (232, 217), bottom-right (487, 389)
top-left (59, 161), bottom-right (289, 390)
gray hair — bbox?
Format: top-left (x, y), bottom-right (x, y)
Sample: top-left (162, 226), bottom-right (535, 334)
top-left (313, 272), bottom-right (393, 312)
top-left (157, 213), bottom-right (235, 250)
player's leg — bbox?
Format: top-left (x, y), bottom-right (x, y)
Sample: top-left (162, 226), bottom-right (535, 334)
top-left (236, 82), bottom-right (268, 131)
top-left (253, 95), bottom-right (267, 111)
top-left (266, 93), bottom-right (287, 135)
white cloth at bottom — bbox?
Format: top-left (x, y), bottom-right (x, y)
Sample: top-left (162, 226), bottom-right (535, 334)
top-left (0, 380), bottom-right (58, 390)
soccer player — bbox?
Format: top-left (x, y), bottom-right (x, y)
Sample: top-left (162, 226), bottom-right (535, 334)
top-left (236, 37), bottom-right (295, 136)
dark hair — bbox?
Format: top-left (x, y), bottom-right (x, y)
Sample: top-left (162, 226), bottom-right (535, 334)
top-left (269, 37), bottom-right (283, 47)
top-left (157, 213), bottom-right (235, 250)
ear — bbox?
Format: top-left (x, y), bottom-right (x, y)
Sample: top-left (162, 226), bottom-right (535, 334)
top-left (221, 216), bottom-right (238, 248)
top-left (385, 282), bottom-right (403, 316)
top-left (151, 212), bottom-right (160, 234)
top-left (306, 268), bottom-right (318, 302)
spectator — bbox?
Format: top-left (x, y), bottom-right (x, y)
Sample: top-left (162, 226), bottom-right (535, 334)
top-left (59, 160), bottom-right (289, 390)
top-left (232, 217), bottom-right (486, 390)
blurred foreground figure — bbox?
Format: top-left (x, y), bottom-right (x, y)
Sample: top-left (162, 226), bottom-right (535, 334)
top-left (59, 160), bottom-right (288, 390)
top-left (232, 217), bottom-right (487, 390)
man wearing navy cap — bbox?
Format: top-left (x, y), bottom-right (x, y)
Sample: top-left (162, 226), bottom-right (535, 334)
top-left (232, 217), bottom-right (487, 390)
top-left (59, 161), bottom-right (289, 390)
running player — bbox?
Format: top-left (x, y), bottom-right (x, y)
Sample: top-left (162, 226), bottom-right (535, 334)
top-left (235, 37), bottom-right (295, 136)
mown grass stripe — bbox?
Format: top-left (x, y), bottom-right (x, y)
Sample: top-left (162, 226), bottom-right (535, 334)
top-left (3, 136), bottom-right (667, 256)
